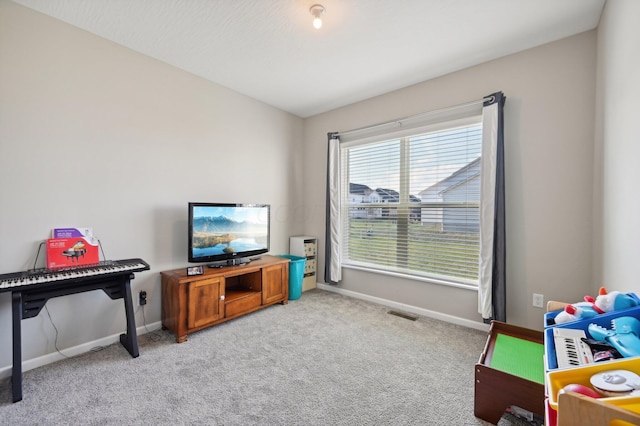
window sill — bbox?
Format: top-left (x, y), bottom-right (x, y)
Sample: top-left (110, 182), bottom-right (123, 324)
top-left (342, 263), bottom-right (479, 291)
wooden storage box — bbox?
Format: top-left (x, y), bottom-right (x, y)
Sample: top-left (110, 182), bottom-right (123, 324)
top-left (475, 321), bottom-right (545, 424)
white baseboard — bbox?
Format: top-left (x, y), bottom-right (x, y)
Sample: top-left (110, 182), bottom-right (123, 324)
top-left (0, 321), bottom-right (163, 381)
top-left (316, 283), bottom-right (490, 332)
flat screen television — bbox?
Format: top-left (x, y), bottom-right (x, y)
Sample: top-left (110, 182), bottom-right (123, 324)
top-left (188, 202), bottom-right (270, 266)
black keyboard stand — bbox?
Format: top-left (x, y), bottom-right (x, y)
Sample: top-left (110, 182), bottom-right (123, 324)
top-left (10, 272), bottom-right (140, 403)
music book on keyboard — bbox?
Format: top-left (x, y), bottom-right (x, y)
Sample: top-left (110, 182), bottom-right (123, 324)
top-left (47, 227), bottom-right (99, 268)
top-left (52, 227), bottom-right (94, 239)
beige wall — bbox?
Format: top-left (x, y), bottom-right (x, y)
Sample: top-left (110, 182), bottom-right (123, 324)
top-left (303, 31), bottom-right (598, 330)
top-left (596, 1), bottom-right (640, 294)
top-left (0, 1), bottom-right (304, 375)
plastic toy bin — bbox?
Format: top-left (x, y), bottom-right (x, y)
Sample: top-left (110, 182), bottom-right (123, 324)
top-left (278, 255), bottom-right (306, 300)
top-left (547, 356), bottom-right (640, 410)
top-left (474, 321), bottom-right (545, 424)
top-left (544, 304), bottom-right (640, 371)
top-left (544, 292), bottom-right (640, 328)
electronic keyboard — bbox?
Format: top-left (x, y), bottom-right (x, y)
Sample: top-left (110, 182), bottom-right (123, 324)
top-left (3, 257), bottom-right (149, 403)
top-left (0, 258), bottom-right (150, 291)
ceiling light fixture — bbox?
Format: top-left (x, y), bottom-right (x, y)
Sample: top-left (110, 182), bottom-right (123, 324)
top-left (310, 4), bottom-right (325, 29)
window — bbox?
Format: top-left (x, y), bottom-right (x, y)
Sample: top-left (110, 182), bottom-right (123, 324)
top-left (340, 117), bottom-right (482, 287)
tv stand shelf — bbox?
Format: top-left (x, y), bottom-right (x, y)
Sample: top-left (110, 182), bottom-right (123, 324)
top-left (161, 255), bottom-right (289, 343)
top-left (226, 288), bottom-right (259, 301)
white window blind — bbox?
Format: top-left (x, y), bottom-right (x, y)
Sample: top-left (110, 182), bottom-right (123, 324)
top-left (340, 118), bottom-right (482, 287)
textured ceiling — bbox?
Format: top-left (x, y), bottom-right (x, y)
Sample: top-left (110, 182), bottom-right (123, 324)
top-left (12, 0), bottom-right (606, 118)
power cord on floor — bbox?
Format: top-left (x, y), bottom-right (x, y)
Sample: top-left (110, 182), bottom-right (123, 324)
top-left (140, 303), bottom-right (163, 342)
top-left (45, 298), bottom-right (165, 356)
top-left (44, 305), bottom-right (69, 359)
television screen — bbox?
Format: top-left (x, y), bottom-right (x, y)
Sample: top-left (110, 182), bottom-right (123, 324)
top-left (188, 203), bottom-right (270, 266)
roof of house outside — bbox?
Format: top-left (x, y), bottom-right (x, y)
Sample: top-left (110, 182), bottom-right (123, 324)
top-left (348, 183), bottom-right (421, 202)
top-left (419, 157), bottom-right (481, 199)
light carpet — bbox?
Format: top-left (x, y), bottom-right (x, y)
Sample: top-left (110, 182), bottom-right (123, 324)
top-left (0, 289), bottom-right (493, 425)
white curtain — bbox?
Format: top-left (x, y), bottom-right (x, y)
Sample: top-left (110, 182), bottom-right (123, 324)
top-left (324, 134), bottom-right (342, 284)
top-left (478, 92), bottom-right (506, 322)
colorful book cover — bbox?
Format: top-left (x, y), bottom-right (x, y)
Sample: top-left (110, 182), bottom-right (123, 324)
top-left (46, 235), bottom-right (99, 269)
top-left (52, 227), bottom-right (93, 239)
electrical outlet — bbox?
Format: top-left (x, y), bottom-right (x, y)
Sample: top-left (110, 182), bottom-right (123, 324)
top-left (533, 293), bottom-right (544, 308)
top-left (139, 290), bottom-right (147, 306)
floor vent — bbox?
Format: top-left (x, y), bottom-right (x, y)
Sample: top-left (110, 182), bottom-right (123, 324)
top-left (387, 310), bottom-right (418, 321)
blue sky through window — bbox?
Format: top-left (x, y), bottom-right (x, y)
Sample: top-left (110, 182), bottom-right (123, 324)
top-left (346, 124), bottom-right (482, 198)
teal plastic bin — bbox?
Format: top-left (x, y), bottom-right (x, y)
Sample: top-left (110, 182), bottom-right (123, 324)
top-left (278, 255), bottom-right (306, 300)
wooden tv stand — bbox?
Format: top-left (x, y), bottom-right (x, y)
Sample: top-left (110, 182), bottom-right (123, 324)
top-left (161, 255), bottom-right (289, 343)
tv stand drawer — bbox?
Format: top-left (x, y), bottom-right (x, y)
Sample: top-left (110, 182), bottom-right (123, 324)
top-left (225, 291), bottom-right (262, 317)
